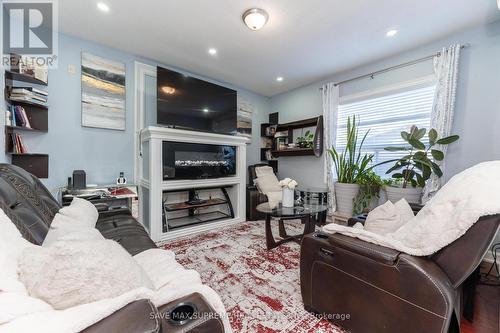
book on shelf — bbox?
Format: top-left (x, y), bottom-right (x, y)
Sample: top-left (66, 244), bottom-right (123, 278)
top-left (9, 95), bottom-right (48, 107)
top-left (9, 105), bottom-right (32, 128)
top-left (5, 110), bottom-right (12, 126)
top-left (10, 133), bottom-right (27, 154)
top-left (10, 93), bottom-right (47, 103)
top-left (11, 87), bottom-right (48, 96)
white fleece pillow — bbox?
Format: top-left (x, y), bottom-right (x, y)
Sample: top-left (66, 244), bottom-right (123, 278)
top-left (59, 197), bottom-right (98, 228)
top-left (43, 198), bottom-right (100, 247)
top-left (255, 166), bottom-right (275, 178)
top-left (266, 191), bottom-right (282, 209)
top-left (42, 213), bottom-right (85, 247)
top-left (255, 174), bottom-right (281, 194)
top-left (364, 199), bottom-right (414, 235)
top-left (18, 239), bottom-right (154, 310)
top-left (394, 199), bottom-right (415, 225)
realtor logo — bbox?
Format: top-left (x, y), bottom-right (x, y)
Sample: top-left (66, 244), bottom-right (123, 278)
top-left (2, 0), bottom-right (58, 67)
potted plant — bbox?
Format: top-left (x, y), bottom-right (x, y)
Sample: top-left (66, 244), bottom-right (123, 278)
top-left (352, 170), bottom-right (385, 215)
top-left (328, 116), bottom-right (374, 215)
top-left (382, 125), bottom-right (459, 203)
top-left (296, 130), bottom-right (314, 149)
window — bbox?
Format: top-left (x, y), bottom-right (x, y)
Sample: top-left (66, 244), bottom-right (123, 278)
top-left (335, 82), bottom-right (435, 176)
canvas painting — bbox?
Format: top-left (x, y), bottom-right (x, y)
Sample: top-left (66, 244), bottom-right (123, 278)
top-left (237, 100), bottom-right (253, 142)
top-left (81, 52), bottom-right (126, 130)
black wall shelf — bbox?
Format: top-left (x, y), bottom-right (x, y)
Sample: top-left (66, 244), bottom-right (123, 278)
top-left (4, 67), bottom-right (49, 179)
top-left (260, 115), bottom-right (324, 159)
top-left (10, 154), bottom-right (49, 179)
top-left (5, 70), bottom-right (48, 86)
top-left (5, 125), bottom-right (47, 133)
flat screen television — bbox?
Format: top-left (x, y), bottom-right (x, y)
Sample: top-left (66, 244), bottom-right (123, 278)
top-left (157, 66), bottom-right (237, 135)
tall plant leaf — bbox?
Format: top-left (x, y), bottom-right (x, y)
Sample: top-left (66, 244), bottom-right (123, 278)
top-left (430, 162), bottom-right (443, 177)
top-left (429, 129), bottom-right (438, 145)
top-left (436, 135), bottom-right (460, 145)
top-left (409, 138), bottom-right (426, 150)
top-left (431, 149), bottom-right (444, 161)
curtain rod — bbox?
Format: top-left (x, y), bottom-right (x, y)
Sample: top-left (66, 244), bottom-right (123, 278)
top-left (319, 43), bottom-right (469, 89)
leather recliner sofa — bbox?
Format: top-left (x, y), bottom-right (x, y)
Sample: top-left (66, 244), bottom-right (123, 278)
top-left (300, 208), bottom-right (500, 333)
top-left (0, 164), bottom-right (225, 333)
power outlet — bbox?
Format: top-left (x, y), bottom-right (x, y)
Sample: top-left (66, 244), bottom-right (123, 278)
top-left (67, 64), bottom-right (76, 74)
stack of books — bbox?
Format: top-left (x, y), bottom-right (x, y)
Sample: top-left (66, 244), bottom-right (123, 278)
top-left (7, 105), bottom-right (32, 128)
top-left (9, 87), bottom-right (48, 107)
top-left (9, 133), bottom-right (27, 154)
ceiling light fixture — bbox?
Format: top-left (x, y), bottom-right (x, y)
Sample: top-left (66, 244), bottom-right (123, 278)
top-left (161, 86), bottom-right (176, 95)
top-left (208, 48), bottom-right (217, 55)
top-left (386, 29), bottom-right (398, 37)
top-left (203, 108), bottom-right (209, 113)
top-left (97, 2), bottom-right (110, 12)
top-left (242, 8), bottom-right (269, 31)
top-left (276, 76), bottom-right (283, 82)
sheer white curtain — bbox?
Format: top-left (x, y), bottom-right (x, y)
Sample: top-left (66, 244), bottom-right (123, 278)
top-left (322, 82), bottom-right (340, 213)
top-left (422, 44), bottom-right (461, 202)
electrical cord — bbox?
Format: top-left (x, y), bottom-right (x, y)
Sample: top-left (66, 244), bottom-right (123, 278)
top-left (480, 242), bottom-right (500, 286)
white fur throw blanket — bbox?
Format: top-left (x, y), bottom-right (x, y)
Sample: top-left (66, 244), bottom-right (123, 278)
top-left (323, 161), bottom-right (500, 256)
top-left (0, 248), bottom-right (231, 333)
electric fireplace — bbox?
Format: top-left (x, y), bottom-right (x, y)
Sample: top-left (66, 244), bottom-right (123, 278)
top-left (163, 141), bottom-right (237, 180)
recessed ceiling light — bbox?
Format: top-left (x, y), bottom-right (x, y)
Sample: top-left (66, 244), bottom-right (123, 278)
top-left (203, 108), bottom-right (209, 113)
top-left (97, 2), bottom-right (110, 12)
top-left (276, 77), bottom-right (283, 82)
top-left (242, 8), bottom-right (269, 31)
top-left (208, 48), bottom-right (217, 55)
top-left (386, 29), bottom-right (398, 37)
top-left (161, 86), bottom-right (176, 95)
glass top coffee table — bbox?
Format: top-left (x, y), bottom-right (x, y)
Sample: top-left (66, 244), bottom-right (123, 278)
top-left (256, 203), bottom-right (328, 250)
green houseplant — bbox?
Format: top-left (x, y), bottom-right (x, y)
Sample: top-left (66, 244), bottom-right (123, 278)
top-left (352, 170), bottom-right (386, 215)
top-left (328, 116), bottom-right (375, 215)
top-left (296, 130), bottom-right (314, 149)
top-left (382, 125), bottom-right (459, 203)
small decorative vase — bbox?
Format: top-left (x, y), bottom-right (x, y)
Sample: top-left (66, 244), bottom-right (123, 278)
top-left (282, 187), bottom-right (295, 207)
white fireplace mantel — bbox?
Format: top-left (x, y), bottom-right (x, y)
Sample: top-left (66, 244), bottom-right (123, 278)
top-left (139, 126), bottom-right (248, 242)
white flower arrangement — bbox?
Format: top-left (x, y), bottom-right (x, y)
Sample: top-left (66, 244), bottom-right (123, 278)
top-left (279, 178), bottom-right (298, 189)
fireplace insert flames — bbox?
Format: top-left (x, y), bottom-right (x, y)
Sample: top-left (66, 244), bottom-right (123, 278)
top-left (163, 142), bottom-right (236, 180)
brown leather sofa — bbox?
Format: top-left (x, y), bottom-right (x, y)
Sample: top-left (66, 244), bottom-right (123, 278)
top-left (0, 164), bottom-right (225, 333)
top-left (300, 208), bottom-right (500, 333)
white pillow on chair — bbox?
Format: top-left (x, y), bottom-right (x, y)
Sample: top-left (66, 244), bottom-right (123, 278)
top-left (254, 174), bottom-right (281, 194)
top-left (58, 197), bottom-right (98, 228)
top-left (255, 166), bottom-right (275, 178)
top-left (18, 238), bottom-right (154, 310)
top-left (43, 198), bottom-right (100, 247)
top-left (364, 199), bottom-right (414, 235)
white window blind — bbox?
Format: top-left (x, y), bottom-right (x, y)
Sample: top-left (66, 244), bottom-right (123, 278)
top-left (336, 84), bottom-right (435, 176)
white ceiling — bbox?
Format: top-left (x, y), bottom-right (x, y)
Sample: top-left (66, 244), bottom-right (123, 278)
top-left (59, 0), bottom-right (500, 96)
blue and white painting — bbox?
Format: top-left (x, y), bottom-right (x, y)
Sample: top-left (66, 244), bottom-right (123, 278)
top-left (81, 52), bottom-right (126, 130)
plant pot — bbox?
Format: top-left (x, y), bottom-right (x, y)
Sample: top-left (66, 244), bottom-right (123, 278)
top-left (385, 186), bottom-right (422, 204)
top-left (334, 182), bottom-right (360, 215)
top-left (282, 187), bottom-right (295, 207)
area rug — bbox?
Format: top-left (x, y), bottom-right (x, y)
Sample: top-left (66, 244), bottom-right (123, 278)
top-left (161, 221), bottom-right (344, 333)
